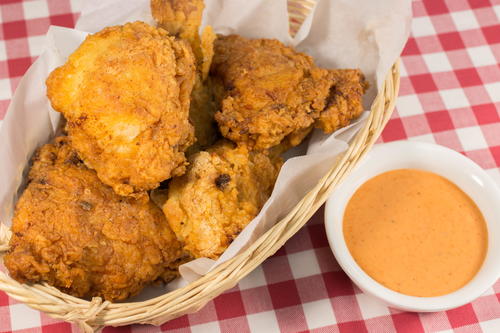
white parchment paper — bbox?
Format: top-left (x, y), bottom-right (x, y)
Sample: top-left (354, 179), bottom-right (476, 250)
top-left (0, 0), bottom-right (411, 298)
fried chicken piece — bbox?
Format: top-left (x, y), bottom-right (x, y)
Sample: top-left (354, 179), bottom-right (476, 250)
top-left (317, 69), bottom-right (368, 133)
top-left (151, 0), bottom-right (214, 76)
top-left (152, 0), bottom-right (218, 152)
top-left (187, 77), bottom-right (218, 153)
top-left (4, 137), bottom-right (185, 301)
top-left (151, 0), bottom-right (204, 62)
top-left (199, 27), bottom-right (216, 81)
top-left (46, 22), bottom-right (196, 197)
top-left (163, 141), bottom-right (282, 259)
top-left (211, 35), bottom-right (368, 150)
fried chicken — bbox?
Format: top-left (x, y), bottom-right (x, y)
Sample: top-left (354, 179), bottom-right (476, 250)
top-left (152, 0), bottom-right (218, 152)
top-left (151, 0), bottom-right (204, 62)
top-left (46, 22), bottom-right (196, 197)
top-left (163, 141), bottom-right (282, 259)
top-left (187, 76), bottom-right (218, 153)
top-left (211, 35), bottom-right (368, 150)
top-left (4, 137), bottom-right (185, 302)
top-left (317, 69), bottom-right (368, 133)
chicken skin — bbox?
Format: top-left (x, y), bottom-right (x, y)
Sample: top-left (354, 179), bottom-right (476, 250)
top-left (46, 22), bottom-right (196, 197)
top-left (4, 137), bottom-right (185, 301)
top-left (163, 141), bottom-right (282, 259)
top-left (211, 35), bottom-right (368, 150)
top-left (151, 0), bottom-right (215, 79)
top-left (316, 68), bottom-right (368, 133)
top-left (152, 0), bottom-right (218, 152)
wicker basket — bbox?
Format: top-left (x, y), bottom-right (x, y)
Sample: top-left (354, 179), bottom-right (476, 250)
top-left (0, 1), bottom-right (400, 332)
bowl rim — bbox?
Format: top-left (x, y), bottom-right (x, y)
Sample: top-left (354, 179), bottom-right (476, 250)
top-left (324, 140), bottom-right (500, 312)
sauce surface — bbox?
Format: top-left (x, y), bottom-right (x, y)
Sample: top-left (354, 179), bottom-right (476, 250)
top-left (343, 169), bottom-right (488, 297)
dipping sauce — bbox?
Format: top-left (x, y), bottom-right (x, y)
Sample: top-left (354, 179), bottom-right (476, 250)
top-left (343, 169), bottom-right (488, 297)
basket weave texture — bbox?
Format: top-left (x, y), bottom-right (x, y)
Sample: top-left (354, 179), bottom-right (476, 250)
top-left (0, 1), bottom-right (400, 332)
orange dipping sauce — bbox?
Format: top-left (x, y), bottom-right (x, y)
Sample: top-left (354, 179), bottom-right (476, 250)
top-left (343, 169), bottom-right (488, 297)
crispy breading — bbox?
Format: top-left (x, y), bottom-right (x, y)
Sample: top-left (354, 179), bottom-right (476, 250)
top-left (4, 137), bottom-right (185, 302)
top-left (151, 0), bottom-right (204, 62)
top-left (46, 22), bottom-right (196, 197)
top-left (151, 0), bottom-right (218, 152)
top-left (163, 141), bottom-right (282, 259)
top-left (189, 24), bottom-right (218, 151)
top-left (199, 26), bottom-right (216, 81)
top-left (211, 34), bottom-right (367, 150)
top-left (186, 77), bottom-right (218, 153)
top-left (316, 69), bottom-right (368, 133)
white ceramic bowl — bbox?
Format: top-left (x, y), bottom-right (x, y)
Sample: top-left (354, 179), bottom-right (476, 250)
top-left (324, 141), bottom-right (500, 312)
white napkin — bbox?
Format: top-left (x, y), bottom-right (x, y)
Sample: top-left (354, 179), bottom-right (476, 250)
top-left (0, 0), bottom-right (412, 299)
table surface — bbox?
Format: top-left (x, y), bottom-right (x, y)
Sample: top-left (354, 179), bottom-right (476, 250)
top-left (0, 0), bottom-right (499, 332)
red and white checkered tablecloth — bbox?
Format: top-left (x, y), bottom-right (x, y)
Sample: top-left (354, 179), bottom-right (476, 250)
top-left (0, 0), bottom-right (499, 332)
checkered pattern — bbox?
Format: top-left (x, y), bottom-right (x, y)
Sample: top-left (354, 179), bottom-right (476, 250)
top-left (0, 0), bottom-right (79, 121)
top-left (0, 0), bottom-right (499, 332)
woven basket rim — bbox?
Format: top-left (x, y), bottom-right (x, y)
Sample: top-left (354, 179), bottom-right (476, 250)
top-left (0, 60), bottom-right (400, 331)
top-left (0, 1), bottom-right (401, 331)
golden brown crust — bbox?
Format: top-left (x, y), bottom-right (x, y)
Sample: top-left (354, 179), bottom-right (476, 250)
top-left (46, 22), bottom-right (196, 197)
top-left (4, 137), bottom-right (184, 301)
top-left (186, 77), bottom-right (218, 153)
top-left (151, 0), bottom-right (219, 154)
top-left (316, 69), bottom-right (368, 133)
top-left (151, 0), bottom-right (204, 62)
top-left (151, 0), bottom-right (215, 77)
top-left (189, 25), bottom-right (218, 151)
top-left (211, 34), bottom-right (367, 150)
top-left (163, 141), bottom-right (282, 259)
top-left (200, 26), bottom-right (216, 81)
